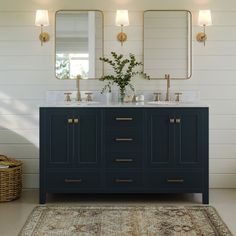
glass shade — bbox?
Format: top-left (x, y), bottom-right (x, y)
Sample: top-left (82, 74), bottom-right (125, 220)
top-left (198, 10), bottom-right (212, 26)
top-left (35, 10), bottom-right (49, 26)
top-left (116, 10), bottom-right (129, 26)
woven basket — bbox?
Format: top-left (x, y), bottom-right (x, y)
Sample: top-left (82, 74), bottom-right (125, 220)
top-left (0, 155), bottom-right (22, 202)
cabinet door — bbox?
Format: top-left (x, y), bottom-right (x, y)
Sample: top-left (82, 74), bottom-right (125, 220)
top-left (44, 108), bottom-right (74, 167)
top-left (73, 109), bottom-right (101, 167)
top-left (147, 109), bottom-right (175, 167)
top-left (174, 109), bottom-right (204, 168)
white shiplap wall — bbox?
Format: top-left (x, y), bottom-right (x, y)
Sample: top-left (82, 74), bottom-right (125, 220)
top-left (1, 0), bottom-right (236, 188)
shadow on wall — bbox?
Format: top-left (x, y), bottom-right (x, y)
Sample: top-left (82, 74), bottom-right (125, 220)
top-left (0, 127), bottom-right (39, 189)
top-left (0, 90), bottom-right (39, 146)
top-left (0, 126), bottom-right (39, 158)
top-left (0, 92), bottom-right (40, 188)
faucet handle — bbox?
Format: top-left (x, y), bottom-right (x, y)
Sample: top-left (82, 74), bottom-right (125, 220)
top-left (64, 92), bottom-right (72, 102)
top-left (175, 92), bottom-right (182, 102)
top-left (85, 92), bottom-right (93, 102)
top-left (153, 92), bottom-right (161, 102)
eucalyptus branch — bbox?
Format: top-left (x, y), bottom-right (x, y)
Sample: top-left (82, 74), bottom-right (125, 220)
top-left (99, 52), bottom-right (150, 95)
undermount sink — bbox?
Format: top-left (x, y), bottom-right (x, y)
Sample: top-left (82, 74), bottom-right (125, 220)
top-left (61, 101), bottom-right (100, 106)
top-left (77, 101), bottom-right (100, 105)
top-left (75, 101), bottom-right (100, 106)
top-left (147, 101), bottom-right (181, 105)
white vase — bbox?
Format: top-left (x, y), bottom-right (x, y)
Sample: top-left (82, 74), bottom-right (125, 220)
top-left (106, 92), bottom-right (112, 104)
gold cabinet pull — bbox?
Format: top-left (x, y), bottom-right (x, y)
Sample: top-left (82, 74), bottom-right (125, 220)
top-left (115, 138), bottom-right (133, 142)
top-left (115, 179), bottom-right (133, 183)
top-left (169, 118), bottom-right (175, 124)
top-left (74, 118), bottom-right (79, 124)
top-left (175, 118), bottom-right (181, 124)
top-left (68, 118), bottom-right (73, 124)
top-left (167, 179), bottom-right (184, 183)
top-left (64, 179), bottom-right (82, 183)
top-left (115, 117), bottom-right (133, 121)
top-left (114, 158), bottom-right (134, 163)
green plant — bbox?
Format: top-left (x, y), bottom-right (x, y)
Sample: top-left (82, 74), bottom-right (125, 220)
top-left (99, 52), bottom-right (149, 101)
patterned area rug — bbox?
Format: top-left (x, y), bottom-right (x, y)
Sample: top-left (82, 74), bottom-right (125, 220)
top-left (19, 206), bottom-right (232, 236)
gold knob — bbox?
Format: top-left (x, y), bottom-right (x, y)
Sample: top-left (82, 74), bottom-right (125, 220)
top-left (169, 118), bottom-right (175, 123)
top-left (74, 118), bottom-right (79, 124)
top-left (175, 118), bottom-right (181, 124)
top-left (68, 118), bottom-right (73, 124)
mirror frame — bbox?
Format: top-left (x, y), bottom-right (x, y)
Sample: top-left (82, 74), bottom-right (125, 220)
top-left (143, 10), bottom-right (192, 80)
top-left (54, 9), bottom-right (104, 80)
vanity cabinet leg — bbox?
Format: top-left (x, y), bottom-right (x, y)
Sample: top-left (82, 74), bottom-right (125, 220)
top-left (202, 191), bottom-right (209, 204)
top-left (39, 191), bottom-right (46, 204)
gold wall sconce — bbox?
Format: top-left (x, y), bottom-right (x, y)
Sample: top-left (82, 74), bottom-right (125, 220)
top-left (35, 10), bottom-right (50, 46)
top-left (196, 10), bottom-right (212, 46)
top-left (116, 10), bottom-right (129, 46)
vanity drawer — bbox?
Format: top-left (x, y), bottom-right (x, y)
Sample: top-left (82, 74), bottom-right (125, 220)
top-left (106, 171), bottom-right (142, 190)
top-left (145, 170), bottom-right (203, 190)
top-left (104, 109), bottom-right (143, 128)
top-left (105, 152), bottom-right (142, 168)
top-left (105, 129), bottom-right (142, 151)
top-left (47, 170), bottom-right (101, 190)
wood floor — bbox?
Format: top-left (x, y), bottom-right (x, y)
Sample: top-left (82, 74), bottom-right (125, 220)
top-left (0, 189), bottom-right (235, 236)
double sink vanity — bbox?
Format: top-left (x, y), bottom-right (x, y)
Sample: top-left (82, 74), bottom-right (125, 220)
top-left (39, 9), bottom-right (208, 204)
top-left (39, 91), bottom-right (209, 204)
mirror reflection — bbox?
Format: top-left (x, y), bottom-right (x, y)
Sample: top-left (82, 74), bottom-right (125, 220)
top-left (55, 10), bottom-right (103, 79)
top-left (143, 10), bottom-right (192, 79)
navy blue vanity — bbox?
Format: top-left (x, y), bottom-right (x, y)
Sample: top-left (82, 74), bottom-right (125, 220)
top-left (39, 106), bottom-right (208, 204)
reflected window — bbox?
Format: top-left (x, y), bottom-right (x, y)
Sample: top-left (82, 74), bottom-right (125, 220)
top-left (56, 53), bottom-right (89, 79)
top-left (70, 53), bottom-right (89, 79)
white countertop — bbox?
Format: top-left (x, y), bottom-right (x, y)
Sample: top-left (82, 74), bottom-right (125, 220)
top-left (42, 90), bottom-right (208, 108)
top-left (40, 101), bottom-right (209, 108)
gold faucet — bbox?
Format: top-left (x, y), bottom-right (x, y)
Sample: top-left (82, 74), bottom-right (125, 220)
top-left (76, 75), bottom-right (81, 102)
top-left (165, 74), bottom-right (171, 101)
